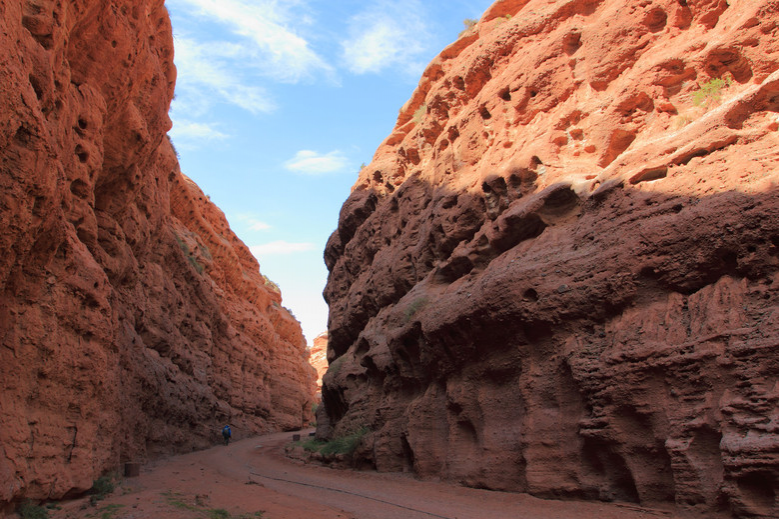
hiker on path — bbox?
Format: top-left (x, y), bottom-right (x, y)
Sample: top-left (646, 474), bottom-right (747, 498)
top-left (222, 424), bottom-right (232, 446)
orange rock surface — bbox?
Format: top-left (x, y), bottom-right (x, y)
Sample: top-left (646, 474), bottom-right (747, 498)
top-left (0, 0), bottom-right (315, 510)
top-left (321, 0), bottom-right (779, 517)
top-left (310, 332), bottom-right (329, 398)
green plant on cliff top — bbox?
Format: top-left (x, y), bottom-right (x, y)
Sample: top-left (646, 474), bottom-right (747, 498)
top-left (691, 76), bottom-right (733, 108)
top-left (459, 18), bottom-right (478, 36)
top-left (263, 275), bottom-right (280, 293)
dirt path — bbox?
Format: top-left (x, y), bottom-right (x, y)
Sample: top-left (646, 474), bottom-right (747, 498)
top-left (51, 430), bottom-right (683, 519)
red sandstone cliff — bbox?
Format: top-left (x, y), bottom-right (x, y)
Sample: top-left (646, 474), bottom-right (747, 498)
top-left (0, 0), bottom-right (315, 509)
top-left (321, 0), bottom-right (779, 517)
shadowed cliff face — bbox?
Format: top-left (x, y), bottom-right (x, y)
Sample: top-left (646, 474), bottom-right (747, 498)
top-left (0, 0), bottom-right (315, 507)
top-left (320, 0), bottom-right (779, 516)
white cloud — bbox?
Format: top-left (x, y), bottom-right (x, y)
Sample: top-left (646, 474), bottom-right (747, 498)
top-left (231, 213), bottom-right (273, 231)
top-left (172, 37), bottom-right (277, 116)
top-left (284, 150), bottom-right (350, 175)
top-left (341, 0), bottom-right (431, 75)
top-left (169, 120), bottom-right (229, 141)
top-left (250, 241), bottom-right (317, 257)
top-left (170, 0), bottom-right (333, 84)
top-left (248, 220), bottom-right (272, 231)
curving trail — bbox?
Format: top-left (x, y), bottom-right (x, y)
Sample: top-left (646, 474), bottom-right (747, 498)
top-left (51, 430), bottom-right (683, 519)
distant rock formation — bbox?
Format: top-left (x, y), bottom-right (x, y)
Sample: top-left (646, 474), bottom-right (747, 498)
top-left (310, 332), bottom-right (329, 398)
top-left (320, 0), bottom-right (779, 516)
top-left (0, 0), bottom-right (315, 509)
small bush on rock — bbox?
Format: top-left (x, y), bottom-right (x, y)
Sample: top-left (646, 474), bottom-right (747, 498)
top-left (18, 501), bottom-right (48, 519)
top-left (692, 77), bottom-right (732, 108)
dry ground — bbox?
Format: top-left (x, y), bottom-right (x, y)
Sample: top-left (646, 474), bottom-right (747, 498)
top-left (47, 430), bottom-right (691, 519)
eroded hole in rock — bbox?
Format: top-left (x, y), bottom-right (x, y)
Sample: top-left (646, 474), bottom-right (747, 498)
top-left (401, 435), bottom-right (415, 469)
top-left (538, 186), bottom-right (581, 224)
top-left (480, 105), bottom-right (492, 120)
top-left (737, 472), bottom-right (776, 512)
top-left (75, 144), bottom-right (89, 163)
top-left (523, 288), bottom-right (538, 301)
top-left (581, 438), bottom-right (641, 503)
top-left (599, 129), bottom-right (637, 167)
top-left (493, 213), bottom-right (546, 253)
top-left (14, 124), bottom-right (34, 144)
top-left (499, 87), bottom-right (512, 101)
top-left (32, 196), bottom-right (46, 218)
top-left (434, 255), bottom-right (474, 284)
top-left (441, 194), bottom-right (458, 210)
top-left (563, 31), bottom-right (582, 55)
top-left (705, 48), bottom-right (753, 83)
top-left (70, 179), bottom-right (89, 199)
top-left (630, 167), bottom-right (668, 185)
top-left (643, 8), bottom-right (668, 33)
top-left (77, 118), bottom-right (88, 130)
top-left (29, 74), bottom-right (44, 100)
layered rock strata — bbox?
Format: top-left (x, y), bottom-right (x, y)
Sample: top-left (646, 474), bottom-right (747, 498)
top-left (321, 0), bottom-right (779, 517)
top-left (0, 0), bottom-right (315, 508)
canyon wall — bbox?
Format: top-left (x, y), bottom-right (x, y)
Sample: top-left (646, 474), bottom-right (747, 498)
top-left (320, 0), bottom-right (779, 517)
top-left (0, 0), bottom-right (315, 508)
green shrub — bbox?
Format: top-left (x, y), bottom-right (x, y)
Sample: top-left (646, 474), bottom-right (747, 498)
top-left (98, 504), bottom-right (125, 519)
top-left (692, 77), bottom-right (733, 107)
top-left (320, 428), bottom-right (370, 456)
top-left (188, 255), bottom-right (205, 274)
top-left (296, 428), bottom-right (369, 457)
top-left (404, 296), bottom-right (429, 322)
top-left (299, 438), bottom-right (327, 452)
top-left (262, 275), bottom-right (280, 293)
top-left (89, 475), bottom-right (115, 504)
top-left (459, 18), bottom-right (478, 36)
top-left (18, 501), bottom-right (48, 519)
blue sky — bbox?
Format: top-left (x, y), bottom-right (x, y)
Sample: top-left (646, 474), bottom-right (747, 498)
top-left (165, 0), bottom-right (494, 345)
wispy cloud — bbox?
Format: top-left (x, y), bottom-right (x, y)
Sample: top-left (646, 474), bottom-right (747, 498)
top-left (232, 213), bottom-right (273, 232)
top-left (172, 37), bottom-right (277, 116)
top-left (250, 241), bottom-right (317, 257)
top-left (170, 0), bottom-right (334, 84)
top-left (169, 120), bottom-right (229, 142)
top-left (341, 0), bottom-right (431, 76)
top-left (248, 220), bottom-right (272, 231)
top-left (284, 150), bottom-right (350, 175)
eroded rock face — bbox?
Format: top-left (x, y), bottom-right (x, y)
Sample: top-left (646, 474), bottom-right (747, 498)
top-left (0, 0), bottom-right (315, 508)
top-left (310, 332), bottom-right (329, 398)
top-left (321, 0), bottom-right (779, 516)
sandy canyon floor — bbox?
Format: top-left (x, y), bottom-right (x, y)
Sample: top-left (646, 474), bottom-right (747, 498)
top-left (43, 430), bottom-right (702, 519)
